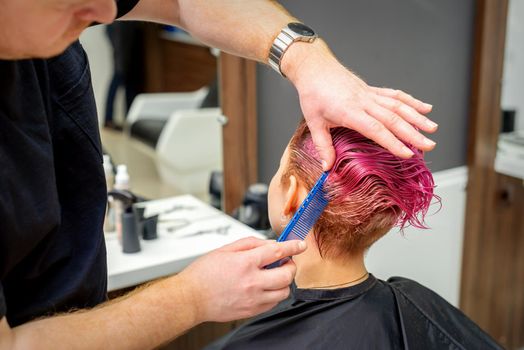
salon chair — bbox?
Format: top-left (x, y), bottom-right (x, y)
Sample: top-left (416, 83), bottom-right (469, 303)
top-left (125, 81), bottom-right (223, 199)
top-left (126, 86), bottom-right (209, 147)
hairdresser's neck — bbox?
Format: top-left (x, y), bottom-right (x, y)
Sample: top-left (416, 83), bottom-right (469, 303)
top-left (293, 238), bottom-right (367, 289)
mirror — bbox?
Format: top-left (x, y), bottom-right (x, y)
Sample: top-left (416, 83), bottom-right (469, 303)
top-left (81, 23), bottom-right (222, 201)
top-left (497, 0), bottom-right (524, 180)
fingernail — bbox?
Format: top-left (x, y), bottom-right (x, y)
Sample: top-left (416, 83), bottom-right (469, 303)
top-left (426, 120), bottom-right (438, 129)
top-left (424, 138), bottom-right (436, 147)
top-left (402, 146), bottom-right (415, 157)
top-left (424, 103), bottom-right (433, 110)
top-left (321, 160), bottom-right (328, 170)
top-left (298, 241), bottom-right (307, 250)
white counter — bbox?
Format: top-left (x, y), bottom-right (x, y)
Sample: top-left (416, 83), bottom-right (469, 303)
top-left (106, 195), bottom-right (265, 291)
top-left (495, 131), bottom-right (524, 180)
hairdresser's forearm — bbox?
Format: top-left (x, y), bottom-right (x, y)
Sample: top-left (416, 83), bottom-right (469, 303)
top-left (177, 0), bottom-right (293, 62)
top-left (6, 276), bottom-right (200, 350)
top-left (124, 0), bottom-right (290, 61)
top-left (125, 0), bottom-right (317, 64)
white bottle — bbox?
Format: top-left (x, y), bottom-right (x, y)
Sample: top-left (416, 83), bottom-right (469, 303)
top-left (114, 164), bottom-right (130, 191)
top-left (114, 164), bottom-right (131, 244)
top-left (103, 155), bottom-right (115, 233)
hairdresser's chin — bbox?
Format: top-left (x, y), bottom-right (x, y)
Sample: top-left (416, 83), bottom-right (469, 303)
top-left (0, 31), bottom-right (84, 60)
top-left (0, 0), bottom-right (117, 60)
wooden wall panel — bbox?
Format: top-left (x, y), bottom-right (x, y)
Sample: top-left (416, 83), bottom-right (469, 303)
top-left (219, 53), bottom-right (258, 213)
top-left (143, 24), bottom-right (217, 93)
top-left (461, 1), bottom-right (524, 348)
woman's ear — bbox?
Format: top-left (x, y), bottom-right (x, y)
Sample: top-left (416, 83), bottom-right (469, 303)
top-left (283, 175), bottom-right (300, 216)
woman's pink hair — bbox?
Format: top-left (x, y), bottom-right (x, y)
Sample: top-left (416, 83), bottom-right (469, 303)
top-left (284, 120), bottom-right (439, 257)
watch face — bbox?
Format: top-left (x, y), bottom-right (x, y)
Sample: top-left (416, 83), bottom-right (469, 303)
top-left (288, 22), bottom-right (315, 37)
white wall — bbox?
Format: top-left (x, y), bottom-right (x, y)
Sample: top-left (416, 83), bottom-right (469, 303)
top-left (365, 166), bottom-right (467, 307)
top-left (502, 0), bottom-right (524, 131)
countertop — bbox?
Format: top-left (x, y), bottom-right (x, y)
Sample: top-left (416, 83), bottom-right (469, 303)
top-left (106, 195), bottom-right (265, 291)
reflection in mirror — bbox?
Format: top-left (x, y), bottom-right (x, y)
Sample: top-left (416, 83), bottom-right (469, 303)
top-left (81, 23), bottom-right (221, 201)
top-left (497, 0), bottom-right (524, 180)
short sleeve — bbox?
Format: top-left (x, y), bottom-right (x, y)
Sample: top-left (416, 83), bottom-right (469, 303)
top-left (116, 0), bottom-right (141, 18)
top-left (0, 283), bottom-right (6, 319)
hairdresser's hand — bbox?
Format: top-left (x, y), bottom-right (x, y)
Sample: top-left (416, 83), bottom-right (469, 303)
top-left (179, 237), bottom-right (306, 323)
top-left (282, 41), bottom-right (438, 170)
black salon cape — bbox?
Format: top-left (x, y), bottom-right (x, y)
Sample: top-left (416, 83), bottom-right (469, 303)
top-left (0, 0), bottom-right (139, 326)
top-left (206, 275), bottom-right (502, 350)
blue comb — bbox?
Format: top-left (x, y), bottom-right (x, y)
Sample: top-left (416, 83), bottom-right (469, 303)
top-left (266, 171), bottom-right (329, 269)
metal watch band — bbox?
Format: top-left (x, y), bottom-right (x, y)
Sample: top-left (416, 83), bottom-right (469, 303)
top-left (268, 28), bottom-right (295, 76)
top-left (268, 23), bottom-right (317, 77)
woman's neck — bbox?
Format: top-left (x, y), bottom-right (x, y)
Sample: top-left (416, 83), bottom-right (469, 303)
top-left (293, 240), bottom-right (367, 289)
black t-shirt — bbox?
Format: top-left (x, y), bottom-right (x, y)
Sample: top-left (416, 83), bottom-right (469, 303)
top-left (207, 275), bottom-right (502, 350)
top-left (0, 0), bottom-right (139, 326)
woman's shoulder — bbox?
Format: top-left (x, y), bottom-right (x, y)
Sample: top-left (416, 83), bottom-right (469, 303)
top-left (385, 276), bottom-right (503, 349)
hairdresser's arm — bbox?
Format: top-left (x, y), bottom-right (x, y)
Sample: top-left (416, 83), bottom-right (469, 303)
top-left (0, 238), bottom-right (304, 350)
top-left (122, 0), bottom-right (437, 168)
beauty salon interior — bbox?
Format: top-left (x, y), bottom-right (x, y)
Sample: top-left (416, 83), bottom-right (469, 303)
top-left (30, 0), bottom-right (522, 349)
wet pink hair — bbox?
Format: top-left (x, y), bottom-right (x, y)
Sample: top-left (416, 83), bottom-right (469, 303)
top-left (284, 120), bottom-right (439, 257)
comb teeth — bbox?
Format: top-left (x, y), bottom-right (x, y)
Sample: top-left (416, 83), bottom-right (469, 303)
top-left (285, 195), bottom-right (328, 240)
top-left (277, 171), bottom-right (329, 243)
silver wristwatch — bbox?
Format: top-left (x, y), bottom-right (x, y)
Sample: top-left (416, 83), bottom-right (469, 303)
top-left (268, 22), bottom-right (317, 77)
